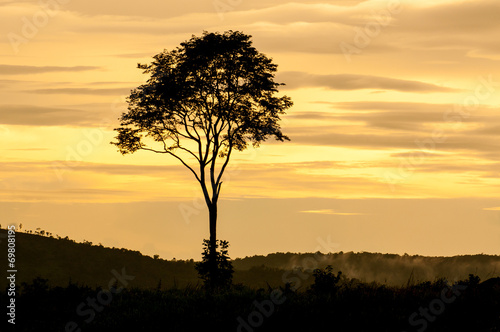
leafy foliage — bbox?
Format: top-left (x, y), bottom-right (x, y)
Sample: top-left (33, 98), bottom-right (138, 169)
top-left (113, 30), bottom-right (292, 158)
top-left (309, 265), bottom-right (343, 295)
top-left (195, 239), bottom-right (234, 290)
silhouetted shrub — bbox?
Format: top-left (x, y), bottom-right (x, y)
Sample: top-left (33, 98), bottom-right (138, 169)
top-left (195, 239), bottom-right (233, 291)
top-left (309, 265), bottom-right (342, 295)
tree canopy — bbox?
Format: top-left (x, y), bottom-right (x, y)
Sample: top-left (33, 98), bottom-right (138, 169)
top-left (113, 30), bottom-right (292, 205)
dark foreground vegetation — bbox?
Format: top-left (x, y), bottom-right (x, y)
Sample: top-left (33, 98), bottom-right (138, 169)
top-left (2, 228), bottom-right (500, 331)
top-left (3, 272), bottom-right (500, 331)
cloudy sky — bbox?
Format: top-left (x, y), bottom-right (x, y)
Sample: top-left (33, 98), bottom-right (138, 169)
top-left (1, 0), bottom-right (500, 259)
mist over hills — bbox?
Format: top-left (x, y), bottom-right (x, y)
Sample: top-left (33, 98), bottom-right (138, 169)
top-left (2, 228), bottom-right (499, 290)
top-left (233, 251), bottom-right (500, 285)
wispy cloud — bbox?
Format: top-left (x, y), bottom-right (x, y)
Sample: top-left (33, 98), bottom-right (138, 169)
top-left (277, 72), bottom-right (459, 93)
top-left (300, 209), bottom-right (365, 216)
top-left (28, 88), bottom-right (130, 95)
top-left (0, 105), bottom-right (102, 126)
top-left (0, 65), bottom-right (101, 75)
top-left (483, 207), bottom-right (500, 211)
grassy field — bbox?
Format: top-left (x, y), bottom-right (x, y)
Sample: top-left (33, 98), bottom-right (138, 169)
top-left (4, 271), bottom-right (500, 331)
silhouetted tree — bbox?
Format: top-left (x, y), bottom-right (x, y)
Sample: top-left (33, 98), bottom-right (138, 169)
top-left (112, 30), bottom-right (292, 288)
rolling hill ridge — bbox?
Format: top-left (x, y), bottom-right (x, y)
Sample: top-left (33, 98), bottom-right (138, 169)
top-left (1, 228), bottom-right (499, 289)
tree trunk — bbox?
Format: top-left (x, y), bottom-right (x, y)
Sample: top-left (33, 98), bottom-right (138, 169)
top-left (208, 202), bottom-right (217, 286)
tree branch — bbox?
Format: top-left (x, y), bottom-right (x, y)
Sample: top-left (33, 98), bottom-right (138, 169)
top-left (215, 142), bottom-right (232, 199)
top-left (139, 145), bottom-right (201, 183)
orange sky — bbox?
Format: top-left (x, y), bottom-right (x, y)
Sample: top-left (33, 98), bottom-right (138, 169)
top-left (1, 0), bottom-right (500, 259)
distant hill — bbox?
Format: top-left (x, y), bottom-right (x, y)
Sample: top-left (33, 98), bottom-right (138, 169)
top-left (1, 229), bottom-right (499, 290)
top-left (0, 228), bottom-right (198, 290)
